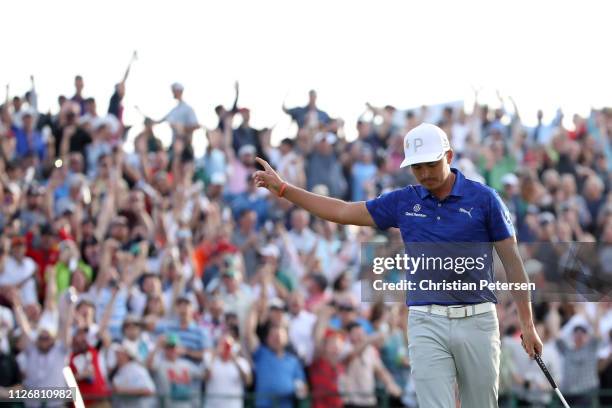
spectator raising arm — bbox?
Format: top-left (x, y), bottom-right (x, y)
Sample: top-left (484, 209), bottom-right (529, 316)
top-left (245, 298), bottom-right (262, 354)
top-left (9, 287), bottom-right (33, 342)
top-left (373, 353), bottom-right (403, 398)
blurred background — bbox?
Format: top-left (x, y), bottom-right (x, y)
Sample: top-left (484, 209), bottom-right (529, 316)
top-left (0, 0), bottom-right (611, 407)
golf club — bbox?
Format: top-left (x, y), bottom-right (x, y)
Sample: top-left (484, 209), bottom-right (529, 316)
top-left (521, 334), bottom-right (570, 408)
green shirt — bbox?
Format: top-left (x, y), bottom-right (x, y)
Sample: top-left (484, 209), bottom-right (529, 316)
top-left (55, 261), bottom-right (93, 295)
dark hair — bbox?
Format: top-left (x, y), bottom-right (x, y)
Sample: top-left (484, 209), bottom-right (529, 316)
top-left (40, 223), bottom-right (54, 236)
top-left (333, 272), bottom-right (347, 291)
top-left (369, 301), bottom-right (385, 323)
top-left (280, 138), bottom-right (295, 148)
top-left (344, 321), bottom-right (361, 333)
top-left (140, 273), bottom-right (160, 288)
top-left (227, 324), bottom-right (240, 340)
top-left (310, 273), bottom-right (328, 292)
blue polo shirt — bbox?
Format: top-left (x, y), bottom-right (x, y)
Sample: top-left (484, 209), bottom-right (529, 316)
top-left (253, 346), bottom-right (305, 408)
top-left (366, 168), bottom-right (514, 306)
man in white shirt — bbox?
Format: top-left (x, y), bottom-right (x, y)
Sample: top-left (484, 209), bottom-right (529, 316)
top-left (111, 341), bottom-right (157, 408)
top-left (159, 83), bottom-right (199, 143)
top-left (0, 237), bottom-right (38, 306)
top-left (287, 292), bottom-right (317, 365)
top-left (11, 287), bottom-right (71, 408)
top-left (203, 334), bottom-right (252, 408)
top-left (340, 322), bottom-right (401, 407)
top-left (287, 209), bottom-right (317, 255)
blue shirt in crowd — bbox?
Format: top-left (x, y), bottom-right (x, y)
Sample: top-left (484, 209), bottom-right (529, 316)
top-left (286, 106), bottom-right (330, 129)
top-left (253, 345), bottom-right (305, 408)
top-left (351, 161), bottom-right (378, 201)
top-left (156, 321), bottom-right (210, 356)
top-left (14, 128), bottom-right (47, 161)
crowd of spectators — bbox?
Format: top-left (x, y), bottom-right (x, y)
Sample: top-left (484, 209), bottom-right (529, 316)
top-left (0, 69), bottom-right (610, 408)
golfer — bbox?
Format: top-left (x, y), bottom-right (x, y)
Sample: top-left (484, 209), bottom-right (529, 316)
top-left (253, 123), bottom-right (542, 407)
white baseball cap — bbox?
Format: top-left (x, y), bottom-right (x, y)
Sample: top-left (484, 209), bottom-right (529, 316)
top-left (501, 173), bottom-right (519, 186)
top-left (238, 144), bottom-right (256, 156)
top-left (400, 123), bottom-right (451, 168)
top-left (210, 172), bottom-right (227, 185)
top-left (259, 244), bottom-right (280, 258)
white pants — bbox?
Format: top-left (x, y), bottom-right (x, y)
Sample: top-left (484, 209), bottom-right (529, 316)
top-left (408, 309), bottom-right (501, 408)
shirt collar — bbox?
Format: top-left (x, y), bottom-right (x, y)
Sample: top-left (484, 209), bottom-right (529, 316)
top-left (416, 168), bottom-right (465, 200)
top-left (448, 168), bottom-right (466, 197)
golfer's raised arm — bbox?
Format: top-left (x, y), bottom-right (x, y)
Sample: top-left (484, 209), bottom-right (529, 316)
top-left (254, 157), bottom-right (376, 227)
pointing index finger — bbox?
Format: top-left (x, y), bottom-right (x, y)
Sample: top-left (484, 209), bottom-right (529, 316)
top-left (255, 157), bottom-right (271, 171)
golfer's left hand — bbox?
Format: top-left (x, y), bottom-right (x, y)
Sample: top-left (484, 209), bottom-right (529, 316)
top-left (521, 327), bottom-right (543, 359)
top-left (253, 157), bottom-right (284, 195)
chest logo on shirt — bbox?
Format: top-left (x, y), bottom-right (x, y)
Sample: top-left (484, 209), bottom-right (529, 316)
top-left (459, 207), bottom-right (474, 218)
top-left (405, 204), bottom-right (427, 218)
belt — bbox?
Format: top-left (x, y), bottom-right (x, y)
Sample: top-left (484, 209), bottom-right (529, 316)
top-left (409, 302), bottom-right (495, 319)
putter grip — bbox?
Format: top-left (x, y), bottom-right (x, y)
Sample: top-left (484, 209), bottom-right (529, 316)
top-left (520, 334), bottom-right (558, 389)
top-left (535, 354), bottom-right (557, 388)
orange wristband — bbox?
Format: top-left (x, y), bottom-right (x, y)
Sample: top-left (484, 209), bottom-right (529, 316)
top-left (278, 183), bottom-right (288, 197)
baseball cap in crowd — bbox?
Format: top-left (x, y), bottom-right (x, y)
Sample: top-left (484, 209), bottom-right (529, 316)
top-left (122, 314), bottom-right (142, 329)
top-left (238, 145), bottom-right (256, 157)
top-left (165, 333), bottom-right (180, 347)
top-left (210, 172), bottom-right (227, 186)
top-left (175, 295), bottom-right (191, 305)
top-left (21, 108), bottom-right (33, 117)
top-left (400, 123), bottom-right (451, 168)
top-left (27, 184), bottom-right (45, 196)
top-left (259, 244), bottom-right (280, 258)
top-left (573, 324), bottom-right (589, 334)
top-left (171, 82), bottom-right (184, 92)
top-left (111, 216), bottom-right (129, 227)
top-left (269, 298), bottom-right (286, 311)
top-left (538, 212), bottom-right (556, 226)
top-left (501, 173), bottom-right (519, 187)
top-left (222, 269), bottom-right (238, 279)
top-left (56, 200), bottom-right (76, 216)
top-left (76, 297), bottom-right (95, 310)
top-left (35, 315), bottom-right (59, 339)
top-left (112, 341), bottom-right (139, 361)
top-left (314, 132), bottom-right (337, 145)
